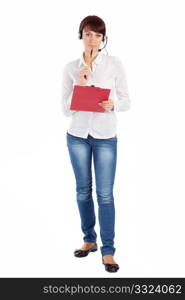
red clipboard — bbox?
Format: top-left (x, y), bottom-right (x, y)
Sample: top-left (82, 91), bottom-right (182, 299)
top-left (70, 85), bottom-right (111, 112)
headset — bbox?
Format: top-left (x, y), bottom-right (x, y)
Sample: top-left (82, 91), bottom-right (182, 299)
top-left (78, 30), bottom-right (108, 52)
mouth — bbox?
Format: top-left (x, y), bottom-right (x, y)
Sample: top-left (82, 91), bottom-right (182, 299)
top-left (88, 45), bottom-right (97, 47)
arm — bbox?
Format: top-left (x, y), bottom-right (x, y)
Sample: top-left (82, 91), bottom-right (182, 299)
top-left (61, 64), bottom-right (77, 117)
top-left (114, 57), bottom-right (131, 112)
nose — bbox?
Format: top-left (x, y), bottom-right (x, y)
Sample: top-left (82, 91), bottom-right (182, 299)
top-left (89, 37), bottom-right (95, 42)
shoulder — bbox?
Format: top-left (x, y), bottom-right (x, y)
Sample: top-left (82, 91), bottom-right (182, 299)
top-left (109, 55), bottom-right (124, 66)
top-left (107, 55), bottom-right (126, 76)
top-left (104, 54), bottom-right (121, 62)
top-left (104, 54), bottom-right (125, 68)
top-left (63, 58), bottom-right (79, 72)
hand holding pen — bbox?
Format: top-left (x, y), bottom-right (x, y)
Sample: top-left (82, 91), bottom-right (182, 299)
top-left (79, 49), bottom-right (94, 86)
top-left (84, 49), bottom-right (93, 71)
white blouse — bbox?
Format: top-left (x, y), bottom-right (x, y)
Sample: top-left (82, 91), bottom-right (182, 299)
top-left (61, 51), bottom-right (131, 139)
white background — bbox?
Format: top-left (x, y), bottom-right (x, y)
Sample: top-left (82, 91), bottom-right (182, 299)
top-left (0, 0), bottom-right (185, 277)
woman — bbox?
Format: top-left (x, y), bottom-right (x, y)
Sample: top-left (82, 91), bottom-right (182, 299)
top-left (61, 15), bottom-right (130, 272)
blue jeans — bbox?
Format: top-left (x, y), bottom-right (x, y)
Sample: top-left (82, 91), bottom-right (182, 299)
top-left (66, 132), bottom-right (117, 256)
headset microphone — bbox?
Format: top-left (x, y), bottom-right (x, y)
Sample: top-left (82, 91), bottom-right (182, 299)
top-left (98, 36), bottom-right (108, 52)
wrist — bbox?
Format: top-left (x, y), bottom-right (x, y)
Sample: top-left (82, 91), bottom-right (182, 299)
top-left (79, 81), bottom-right (86, 86)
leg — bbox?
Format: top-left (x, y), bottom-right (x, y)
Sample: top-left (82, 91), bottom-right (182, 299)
top-left (92, 136), bottom-right (117, 256)
top-left (66, 133), bottom-right (97, 243)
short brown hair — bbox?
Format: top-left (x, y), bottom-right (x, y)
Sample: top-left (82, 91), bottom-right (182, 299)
top-left (79, 15), bottom-right (106, 42)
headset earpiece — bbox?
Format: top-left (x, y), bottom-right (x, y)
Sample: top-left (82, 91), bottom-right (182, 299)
top-left (78, 30), bottom-right (82, 39)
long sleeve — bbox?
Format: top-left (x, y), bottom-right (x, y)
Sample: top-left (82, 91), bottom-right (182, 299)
top-left (114, 57), bottom-right (131, 112)
top-left (61, 64), bottom-right (76, 117)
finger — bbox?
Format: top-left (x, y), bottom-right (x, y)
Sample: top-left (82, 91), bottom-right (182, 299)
top-left (82, 67), bottom-right (89, 72)
top-left (101, 103), bottom-right (109, 106)
top-left (103, 105), bottom-right (112, 109)
top-left (101, 105), bottom-right (111, 109)
top-left (103, 102), bottom-right (113, 105)
top-left (82, 70), bottom-right (89, 75)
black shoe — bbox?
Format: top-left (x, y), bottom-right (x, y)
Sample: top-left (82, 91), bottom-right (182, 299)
top-left (74, 243), bottom-right (98, 257)
top-left (102, 257), bottom-right (119, 272)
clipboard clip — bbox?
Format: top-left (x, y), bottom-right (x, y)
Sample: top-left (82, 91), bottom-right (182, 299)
top-left (91, 85), bottom-right (101, 88)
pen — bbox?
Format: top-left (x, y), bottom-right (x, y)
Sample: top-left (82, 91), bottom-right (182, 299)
top-left (84, 48), bottom-right (93, 80)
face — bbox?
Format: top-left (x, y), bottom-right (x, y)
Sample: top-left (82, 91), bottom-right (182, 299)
top-left (82, 27), bottom-right (103, 54)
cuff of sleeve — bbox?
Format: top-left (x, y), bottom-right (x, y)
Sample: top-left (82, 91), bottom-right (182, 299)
top-left (114, 99), bottom-right (131, 112)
